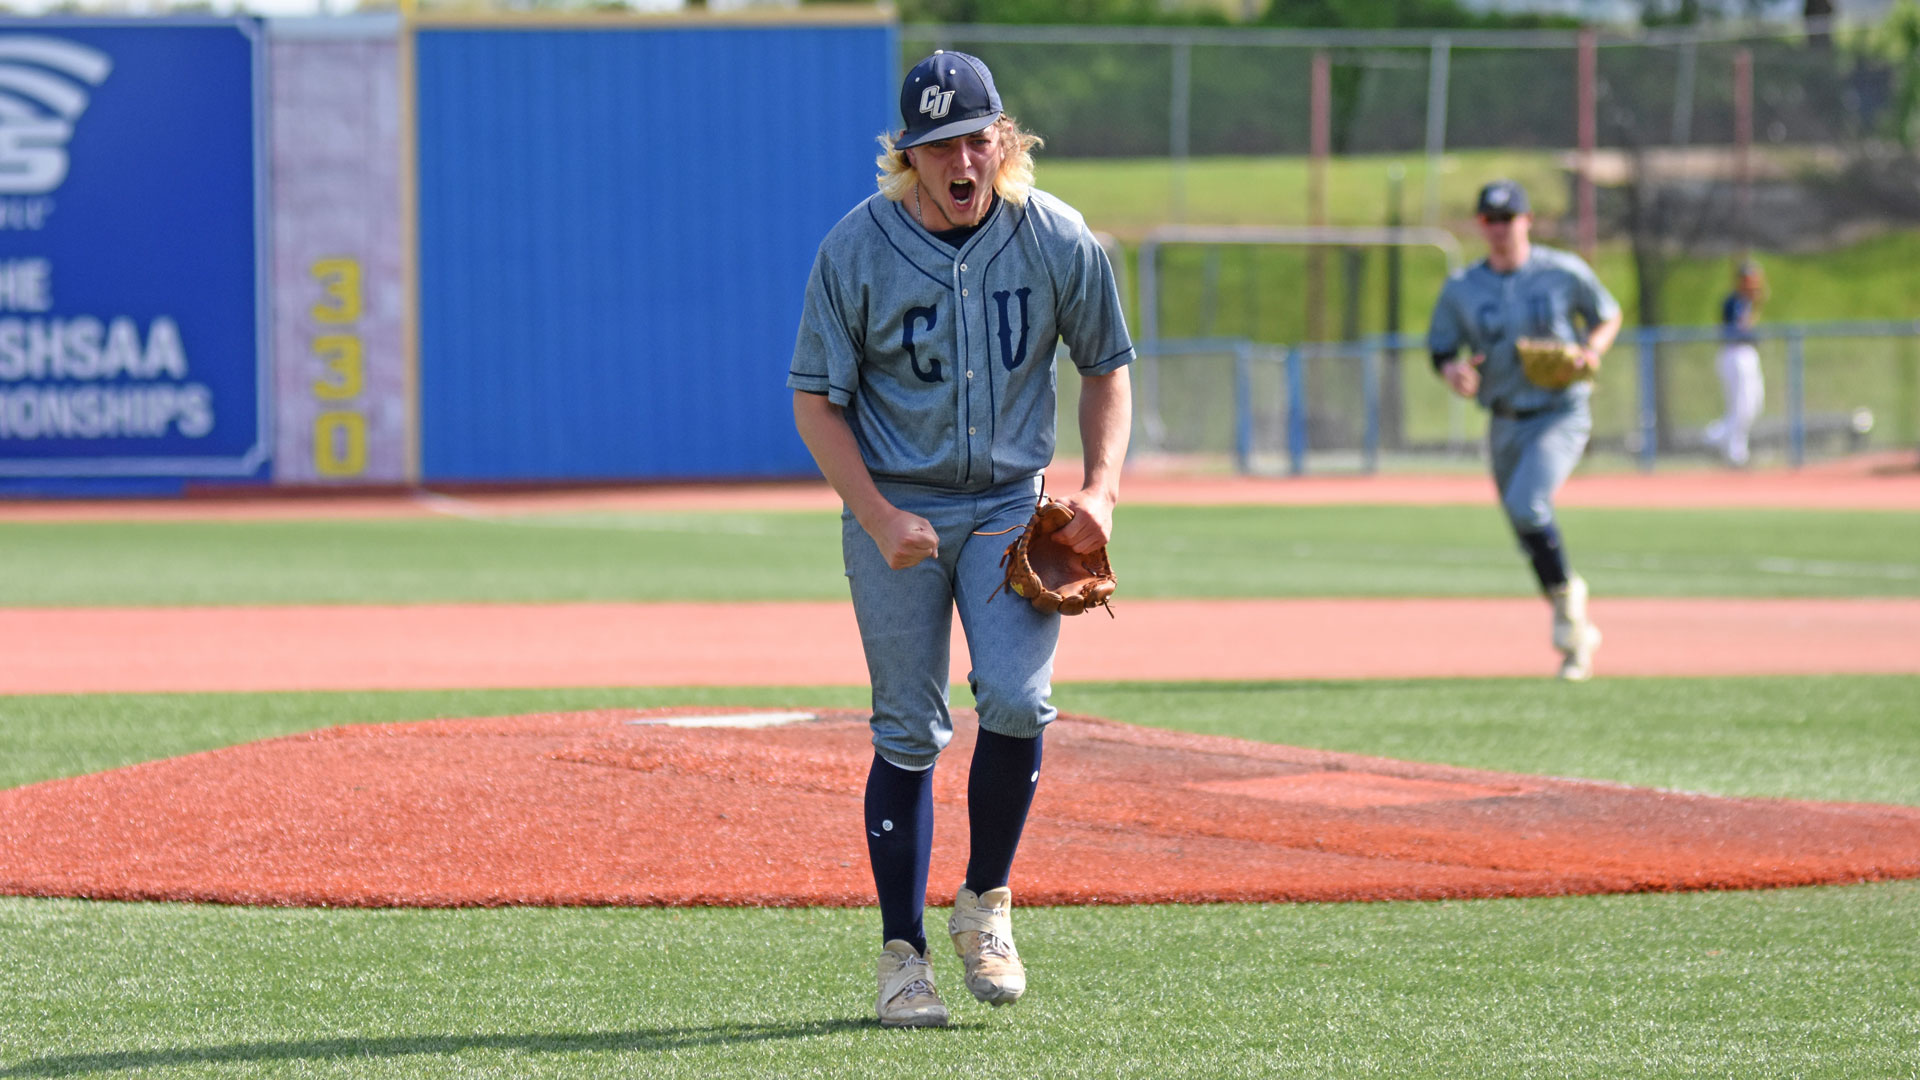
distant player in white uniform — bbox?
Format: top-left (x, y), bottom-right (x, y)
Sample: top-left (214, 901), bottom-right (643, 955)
top-left (788, 50), bottom-right (1133, 1027)
top-left (1706, 260), bottom-right (1766, 467)
top-left (1428, 180), bottom-right (1623, 682)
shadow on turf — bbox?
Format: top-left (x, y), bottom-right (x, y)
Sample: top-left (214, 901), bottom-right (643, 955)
top-left (0, 1021), bottom-right (881, 1076)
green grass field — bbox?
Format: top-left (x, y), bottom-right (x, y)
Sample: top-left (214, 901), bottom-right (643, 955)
top-left (2, 506), bottom-right (1917, 1077)
top-left (1, 504), bottom-right (1915, 606)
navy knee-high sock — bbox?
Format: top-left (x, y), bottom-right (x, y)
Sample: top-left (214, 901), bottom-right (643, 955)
top-left (964, 729), bottom-right (1044, 895)
top-left (1518, 525), bottom-right (1570, 593)
top-left (865, 754), bottom-right (935, 955)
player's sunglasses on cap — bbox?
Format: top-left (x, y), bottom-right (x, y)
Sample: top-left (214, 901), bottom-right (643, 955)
top-left (896, 50), bottom-right (1003, 150)
top-left (1475, 179), bottom-right (1530, 220)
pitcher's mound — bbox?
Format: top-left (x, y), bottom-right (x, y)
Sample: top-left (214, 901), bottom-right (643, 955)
top-left (3, 708), bottom-right (1917, 907)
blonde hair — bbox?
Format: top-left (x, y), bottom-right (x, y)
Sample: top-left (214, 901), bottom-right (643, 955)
top-left (875, 115), bottom-right (1043, 207)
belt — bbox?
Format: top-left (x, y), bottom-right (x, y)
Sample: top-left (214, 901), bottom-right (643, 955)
top-left (1490, 402), bottom-right (1550, 421)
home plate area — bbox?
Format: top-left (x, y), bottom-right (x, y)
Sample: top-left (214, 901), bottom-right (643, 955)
top-left (3, 707), bottom-right (1917, 908)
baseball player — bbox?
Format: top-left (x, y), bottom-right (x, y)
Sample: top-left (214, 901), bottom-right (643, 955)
top-left (1705, 259), bottom-right (1766, 467)
top-left (788, 50), bottom-right (1133, 1027)
top-left (1427, 180), bottom-right (1623, 681)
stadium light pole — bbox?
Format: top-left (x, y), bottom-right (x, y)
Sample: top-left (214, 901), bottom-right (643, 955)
top-left (1422, 37), bottom-right (1449, 226)
top-left (1577, 28), bottom-right (1597, 259)
top-left (1735, 47), bottom-right (1753, 257)
top-left (1307, 49), bottom-right (1330, 343)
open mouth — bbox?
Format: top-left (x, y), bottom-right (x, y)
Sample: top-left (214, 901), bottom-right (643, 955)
top-left (949, 179), bottom-right (976, 208)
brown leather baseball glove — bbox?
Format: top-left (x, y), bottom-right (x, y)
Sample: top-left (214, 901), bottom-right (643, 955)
top-left (1515, 338), bottom-right (1594, 391)
top-left (990, 496), bottom-right (1116, 617)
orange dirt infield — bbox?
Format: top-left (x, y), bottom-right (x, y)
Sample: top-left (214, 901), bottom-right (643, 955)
top-left (5, 707), bottom-right (1917, 909)
top-left (2, 597), bottom-right (1916, 695)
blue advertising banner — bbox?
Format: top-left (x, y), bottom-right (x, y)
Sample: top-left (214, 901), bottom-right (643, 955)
top-left (0, 18), bottom-right (267, 479)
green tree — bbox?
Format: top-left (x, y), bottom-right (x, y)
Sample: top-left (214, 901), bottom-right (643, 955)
top-left (1868, 0), bottom-right (1920, 148)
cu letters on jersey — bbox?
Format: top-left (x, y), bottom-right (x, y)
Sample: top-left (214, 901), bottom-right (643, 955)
top-left (896, 288), bottom-right (1034, 383)
top-left (1474, 301), bottom-right (1506, 345)
top-left (1476, 292), bottom-right (1561, 343)
top-left (992, 288), bottom-right (1031, 372)
top-left (902, 305), bottom-right (941, 383)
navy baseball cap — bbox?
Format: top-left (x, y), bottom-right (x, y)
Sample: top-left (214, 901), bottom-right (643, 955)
top-left (896, 50), bottom-right (1002, 150)
top-left (1475, 180), bottom-right (1530, 216)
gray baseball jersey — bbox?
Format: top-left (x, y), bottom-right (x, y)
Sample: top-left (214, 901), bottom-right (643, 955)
top-left (1427, 245), bottom-right (1621, 413)
top-left (787, 189), bottom-right (1133, 491)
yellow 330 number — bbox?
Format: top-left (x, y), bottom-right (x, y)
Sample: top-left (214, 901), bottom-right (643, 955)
top-left (309, 257), bottom-right (368, 477)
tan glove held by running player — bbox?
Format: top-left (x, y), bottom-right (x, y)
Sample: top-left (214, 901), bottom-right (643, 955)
top-left (1516, 338), bottom-right (1594, 391)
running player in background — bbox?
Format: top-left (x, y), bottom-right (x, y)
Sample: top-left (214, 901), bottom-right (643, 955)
top-left (1706, 260), bottom-right (1767, 467)
top-left (1427, 180), bottom-right (1623, 682)
top-left (788, 50), bottom-right (1133, 1027)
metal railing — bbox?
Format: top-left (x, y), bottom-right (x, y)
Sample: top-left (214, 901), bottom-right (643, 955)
top-left (1625, 321), bottom-right (1920, 470)
top-left (1134, 320), bottom-right (1920, 475)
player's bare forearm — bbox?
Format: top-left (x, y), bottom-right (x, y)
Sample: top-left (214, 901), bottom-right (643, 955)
top-left (1059, 368), bottom-right (1131, 552)
top-left (792, 391), bottom-right (938, 568)
top-left (792, 391), bottom-right (884, 517)
top-left (1076, 369), bottom-right (1130, 501)
top-left (1583, 314), bottom-right (1624, 370)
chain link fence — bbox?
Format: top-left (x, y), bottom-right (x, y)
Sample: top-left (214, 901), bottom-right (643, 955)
top-left (904, 22), bottom-right (1898, 159)
top-left (920, 20), bottom-right (1920, 471)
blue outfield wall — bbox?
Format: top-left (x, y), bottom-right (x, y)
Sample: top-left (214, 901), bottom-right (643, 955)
top-left (416, 20), bottom-right (896, 483)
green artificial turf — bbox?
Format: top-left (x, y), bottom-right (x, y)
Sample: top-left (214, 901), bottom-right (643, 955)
top-left (1, 503), bottom-right (1914, 607)
top-left (1116, 504), bottom-right (1920, 599)
top-left (3, 884), bottom-right (1915, 1079)
top-left (1057, 675), bottom-right (1920, 806)
top-left (1, 677), bottom-right (1916, 1077)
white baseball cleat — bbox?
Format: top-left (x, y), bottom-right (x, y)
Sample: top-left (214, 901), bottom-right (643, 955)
top-left (1558, 624), bottom-right (1602, 682)
top-left (876, 939), bottom-right (949, 1028)
top-left (949, 886), bottom-right (1026, 1005)
top-left (1551, 575), bottom-right (1601, 682)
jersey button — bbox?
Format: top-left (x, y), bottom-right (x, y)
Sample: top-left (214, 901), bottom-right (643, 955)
top-left (968, 427), bottom-right (976, 435)
top-left (960, 263), bottom-right (968, 271)
top-left (966, 370), bottom-right (974, 378)
top-left (962, 288), bottom-right (969, 296)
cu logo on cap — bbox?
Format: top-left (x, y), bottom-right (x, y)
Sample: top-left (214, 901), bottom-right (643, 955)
top-left (918, 85), bottom-right (954, 120)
